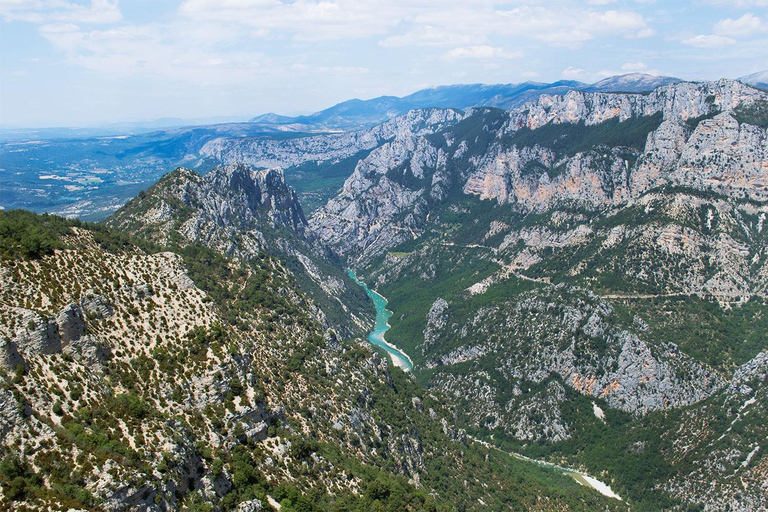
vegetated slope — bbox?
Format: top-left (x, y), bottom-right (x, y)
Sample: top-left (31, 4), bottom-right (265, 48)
top-left (105, 163), bottom-right (371, 339)
top-left (0, 211), bottom-right (626, 512)
top-left (311, 79), bottom-right (767, 265)
top-left (311, 79), bottom-right (768, 509)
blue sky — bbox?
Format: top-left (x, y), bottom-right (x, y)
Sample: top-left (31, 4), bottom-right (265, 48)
top-left (1, 0), bottom-right (767, 128)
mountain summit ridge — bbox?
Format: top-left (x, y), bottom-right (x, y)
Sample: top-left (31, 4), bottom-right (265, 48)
top-left (309, 78), bottom-right (768, 264)
top-left (245, 73), bottom-right (683, 132)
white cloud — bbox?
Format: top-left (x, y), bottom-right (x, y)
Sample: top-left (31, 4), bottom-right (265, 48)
top-left (621, 61), bottom-right (648, 72)
top-left (681, 34), bottom-right (737, 47)
top-left (562, 66), bottom-right (586, 80)
top-left (443, 45), bottom-right (522, 60)
top-left (714, 13), bottom-right (767, 37)
top-left (379, 26), bottom-right (483, 47)
top-left (634, 28), bottom-right (656, 38)
top-left (179, 0), bottom-right (404, 41)
top-left (38, 21), bottom-right (273, 82)
top-left (537, 29), bottom-right (594, 47)
top-left (597, 10), bottom-right (651, 35)
top-left (4, 0), bottom-right (660, 91)
top-left (700, 0), bottom-right (768, 6)
top-left (495, 7), bottom-right (653, 47)
top-left (176, 1), bottom-right (655, 47)
top-left (291, 64), bottom-right (368, 74)
top-left (0, 0), bottom-right (121, 24)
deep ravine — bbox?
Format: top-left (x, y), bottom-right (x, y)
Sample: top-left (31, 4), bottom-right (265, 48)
top-left (347, 269), bottom-right (413, 371)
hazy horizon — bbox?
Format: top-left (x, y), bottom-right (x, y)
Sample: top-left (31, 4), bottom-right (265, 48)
top-left (1, 0), bottom-right (767, 129)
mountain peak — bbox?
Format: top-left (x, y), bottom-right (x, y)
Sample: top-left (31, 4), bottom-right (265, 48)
top-left (108, 163), bottom-right (307, 256)
top-left (583, 73), bottom-right (682, 93)
top-left (739, 70), bottom-right (768, 89)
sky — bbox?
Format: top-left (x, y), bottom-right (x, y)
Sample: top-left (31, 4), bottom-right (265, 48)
top-left (1, 0), bottom-right (767, 128)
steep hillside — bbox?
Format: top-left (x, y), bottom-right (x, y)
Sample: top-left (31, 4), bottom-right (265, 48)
top-left (0, 211), bottom-right (627, 511)
top-left (105, 163), bottom-right (370, 338)
top-left (310, 79), bottom-right (767, 263)
top-left (311, 79), bottom-right (768, 509)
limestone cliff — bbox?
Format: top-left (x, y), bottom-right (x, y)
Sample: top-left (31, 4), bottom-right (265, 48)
top-left (312, 79), bottom-right (768, 264)
top-left (106, 163), bottom-right (370, 337)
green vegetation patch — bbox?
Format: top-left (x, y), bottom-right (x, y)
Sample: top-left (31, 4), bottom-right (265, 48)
top-left (283, 149), bottom-right (375, 213)
top-left (0, 210), bottom-right (74, 259)
top-left (613, 295), bottom-right (768, 371)
top-left (508, 112), bottom-right (664, 158)
top-left (734, 99), bottom-right (768, 129)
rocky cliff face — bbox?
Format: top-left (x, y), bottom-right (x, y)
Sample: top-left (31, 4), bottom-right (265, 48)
top-left (313, 79), bottom-right (768, 509)
top-left (468, 81), bottom-right (767, 208)
top-left (312, 80), bottom-right (768, 265)
top-left (0, 214), bottom-right (624, 511)
top-left (106, 163), bottom-right (371, 337)
top-left (109, 164), bottom-right (306, 259)
top-left (423, 286), bottom-right (724, 416)
top-left (199, 109), bottom-right (464, 170)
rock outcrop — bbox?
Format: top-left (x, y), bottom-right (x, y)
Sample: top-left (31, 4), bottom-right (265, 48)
top-left (106, 163), bottom-right (371, 337)
top-left (312, 79), bottom-right (768, 263)
top-left (200, 108), bottom-right (464, 170)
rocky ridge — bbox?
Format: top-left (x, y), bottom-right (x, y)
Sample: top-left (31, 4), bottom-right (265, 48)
top-left (106, 163), bottom-right (370, 337)
top-left (199, 109), bottom-right (464, 170)
top-left (319, 79), bottom-right (768, 509)
top-left (0, 213), bottom-right (625, 511)
top-left (311, 79), bottom-right (768, 265)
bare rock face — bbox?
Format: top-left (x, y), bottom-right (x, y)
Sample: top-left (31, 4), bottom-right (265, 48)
top-left (309, 140), bottom-right (430, 263)
top-left (308, 114), bottom-right (463, 264)
top-left (199, 108), bottom-right (464, 169)
top-left (56, 303), bottom-right (85, 347)
top-left (80, 292), bottom-right (114, 320)
top-left (467, 81), bottom-right (767, 212)
top-left (506, 79), bottom-right (763, 131)
top-left (422, 298), bottom-right (449, 355)
top-left (0, 339), bottom-right (24, 370)
top-left (670, 113), bottom-right (768, 200)
top-left (506, 381), bottom-right (570, 443)
top-left (236, 499), bottom-right (263, 512)
top-left (0, 388), bottom-right (25, 441)
top-left (313, 80), bottom-right (768, 263)
top-left (629, 117), bottom-right (690, 195)
top-left (11, 308), bottom-right (61, 358)
top-left (108, 164), bottom-right (307, 261)
top-left (422, 285), bottom-right (724, 432)
top-left (729, 350), bottom-right (768, 393)
top-left (463, 145), bottom-right (632, 211)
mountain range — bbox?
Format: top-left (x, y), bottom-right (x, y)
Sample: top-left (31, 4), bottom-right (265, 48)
top-left (247, 74), bottom-right (685, 132)
top-left (2, 75), bottom-right (768, 510)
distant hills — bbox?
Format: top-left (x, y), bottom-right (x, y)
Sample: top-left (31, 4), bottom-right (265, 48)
top-left (581, 73), bottom-right (681, 92)
top-left (740, 70), bottom-right (768, 91)
top-left (0, 115), bottom-right (254, 142)
top-left (247, 74), bottom-right (687, 131)
top-left (4, 72), bottom-right (767, 142)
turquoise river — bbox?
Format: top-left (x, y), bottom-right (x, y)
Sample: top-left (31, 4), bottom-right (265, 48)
top-left (347, 270), bottom-right (413, 372)
top-left (348, 271), bottom-right (623, 500)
